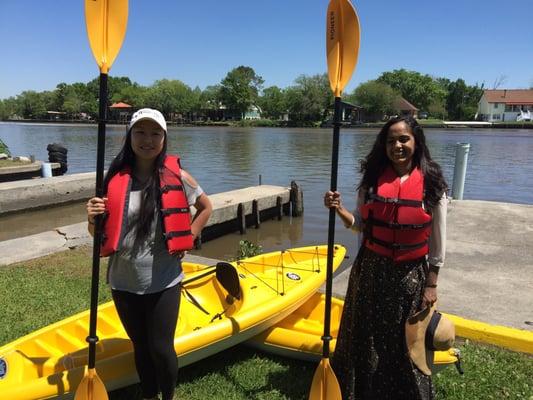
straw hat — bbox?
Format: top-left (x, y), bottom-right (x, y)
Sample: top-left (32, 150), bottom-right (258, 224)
top-left (405, 304), bottom-right (455, 375)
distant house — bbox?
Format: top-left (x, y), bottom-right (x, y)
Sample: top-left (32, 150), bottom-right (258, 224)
top-left (359, 97), bottom-right (418, 122)
top-left (324, 101), bottom-right (362, 124)
top-left (243, 105), bottom-right (262, 120)
top-left (109, 102), bottom-right (132, 123)
top-left (394, 97), bottom-right (419, 118)
top-left (46, 111), bottom-right (66, 121)
top-left (476, 89), bottom-right (533, 122)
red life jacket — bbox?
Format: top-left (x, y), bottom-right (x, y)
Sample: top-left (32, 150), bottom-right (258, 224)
top-left (101, 155), bottom-right (194, 257)
top-left (360, 166), bottom-right (432, 262)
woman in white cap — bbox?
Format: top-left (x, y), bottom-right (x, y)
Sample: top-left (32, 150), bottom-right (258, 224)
top-left (324, 116), bottom-right (448, 399)
top-left (86, 108), bottom-right (212, 400)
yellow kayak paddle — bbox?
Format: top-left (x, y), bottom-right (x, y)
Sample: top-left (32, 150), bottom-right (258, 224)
top-left (76, 1), bottom-right (128, 399)
top-left (309, 1), bottom-right (360, 399)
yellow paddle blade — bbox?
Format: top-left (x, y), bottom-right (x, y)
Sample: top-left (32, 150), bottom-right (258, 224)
top-left (326, 0), bottom-right (360, 97)
top-left (74, 368), bottom-right (109, 400)
top-left (309, 358), bottom-right (342, 400)
top-left (85, 0), bottom-right (128, 74)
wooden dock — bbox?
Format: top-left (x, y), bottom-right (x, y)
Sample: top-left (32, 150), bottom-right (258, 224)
top-left (0, 161), bottom-right (62, 183)
top-left (0, 181), bottom-right (303, 265)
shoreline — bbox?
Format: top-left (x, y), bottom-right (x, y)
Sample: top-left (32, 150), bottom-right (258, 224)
top-left (2, 119), bottom-right (533, 130)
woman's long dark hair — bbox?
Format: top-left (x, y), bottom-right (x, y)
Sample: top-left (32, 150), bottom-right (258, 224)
top-left (358, 116), bottom-right (448, 210)
top-left (104, 128), bottom-right (167, 244)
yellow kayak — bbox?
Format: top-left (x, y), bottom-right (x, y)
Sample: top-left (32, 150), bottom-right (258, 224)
top-left (0, 244), bottom-right (346, 399)
top-left (248, 292), bottom-right (462, 374)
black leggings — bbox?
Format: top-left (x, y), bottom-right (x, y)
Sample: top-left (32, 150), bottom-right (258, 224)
top-left (112, 284), bottom-right (181, 400)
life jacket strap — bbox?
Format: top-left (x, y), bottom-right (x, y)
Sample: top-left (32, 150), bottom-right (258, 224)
top-left (369, 236), bottom-right (428, 251)
top-left (369, 193), bottom-right (423, 207)
top-left (164, 230), bottom-right (193, 239)
top-left (161, 184), bottom-right (184, 193)
top-left (161, 207), bottom-right (190, 216)
top-left (363, 216), bottom-right (432, 230)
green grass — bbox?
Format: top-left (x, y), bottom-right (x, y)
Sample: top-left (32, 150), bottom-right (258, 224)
top-left (434, 340), bottom-right (533, 400)
top-left (493, 121), bottom-right (533, 126)
top-left (418, 118), bottom-right (445, 125)
top-left (1, 247), bottom-right (532, 399)
top-left (0, 159), bottom-right (31, 167)
top-left (0, 247), bottom-right (110, 344)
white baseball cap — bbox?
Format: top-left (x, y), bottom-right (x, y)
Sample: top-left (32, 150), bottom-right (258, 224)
top-left (128, 108), bottom-right (167, 132)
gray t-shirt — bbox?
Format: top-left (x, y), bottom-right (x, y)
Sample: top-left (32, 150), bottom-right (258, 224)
top-left (108, 177), bottom-right (203, 294)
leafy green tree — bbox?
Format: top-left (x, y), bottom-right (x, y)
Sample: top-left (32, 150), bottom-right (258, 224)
top-left (188, 86), bottom-right (204, 119)
top-left (445, 79), bottom-right (484, 120)
top-left (0, 97), bottom-right (18, 119)
top-left (86, 76), bottom-right (133, 107)
top-left (112, 83), bottom-right (148, 108)
top-left (258, 86), bottom-right (286, 120)
top-left (52, 83), bottom-right (69, 111)
top-left (219, 66), bottom-right (264, 119)
top-left (144, 79), bottom-right (196, 119)
top-left (285, 74), bottom-right (331, 123)
top-left (348, 80), bottom-right (399, 122)
top-left (284, 87), bottom-right (306, 122)
top-left (427, 99), bottom-right (447, 120)
top-left (17, 91), bottom-right (47, 119)
top-left (63, 83), bottom-right (94, 118)
top-left (445, 79), bottom-right (468, 120)
top-left (377, 69), bottom-right (446, 111)
top-left (0, 100), bottom-right (6, 120)
top-left (200, 85), bottom-right (222, 110)
top-left (62, 91), bottom-right (84, 117)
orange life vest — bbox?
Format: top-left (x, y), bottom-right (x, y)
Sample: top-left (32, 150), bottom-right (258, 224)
top-left (101, 155), bottom-right (193, 257)
top-left (360, 166), bottom-right (432, 262)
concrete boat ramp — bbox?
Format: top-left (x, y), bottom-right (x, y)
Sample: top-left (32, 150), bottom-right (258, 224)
top-left (0, 182), bottom-right (302, 264)
top-left (331, 199), bottom-right (533, 333)
top-left (0, 174), bottom-right (532, 335)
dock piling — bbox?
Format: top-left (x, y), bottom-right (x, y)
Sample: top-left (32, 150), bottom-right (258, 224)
top-left (290, 181), bottom-right (304, 217)
top-left (276, 197), bottom-right (283, 221)
top-left (237, 203), bottom-right (246, 234)
top-left (252, 199), bottom-right (260, 228)
top-left (452, 143), bottom-right (470, 200)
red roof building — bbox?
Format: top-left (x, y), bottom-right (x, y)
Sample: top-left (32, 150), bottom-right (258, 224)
top-left (393, 97), bottom-right (419, 118)
top-left (109, 102), bottom-right (132, 109)
top-left (109, 102), bottom-right (132, 123)
top-left (477, 89), bottom-right (533, 122)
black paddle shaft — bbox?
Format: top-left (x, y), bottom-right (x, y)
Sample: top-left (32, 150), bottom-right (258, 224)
top-left (322, 96), bottom-right (342, 358)
top-left (87, 72), bottom-right (108, 369)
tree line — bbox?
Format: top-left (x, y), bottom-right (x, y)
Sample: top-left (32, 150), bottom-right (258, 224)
top-left (0, 67), bottom-right (484, 123)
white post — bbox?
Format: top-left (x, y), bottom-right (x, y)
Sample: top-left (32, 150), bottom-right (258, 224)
top-left (452, 143), bottom-right (470, 200)
top-left (41, 162), bottom-right (53, 178)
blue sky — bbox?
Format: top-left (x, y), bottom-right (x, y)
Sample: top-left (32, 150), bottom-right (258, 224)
top-left (1, 0), bottom-right (531, 100)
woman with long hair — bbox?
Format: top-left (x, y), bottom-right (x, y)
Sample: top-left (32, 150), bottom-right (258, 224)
top-left (86, 108), bottom-right (212, 400)
top-left (325, 116), bottom-right (448, 399)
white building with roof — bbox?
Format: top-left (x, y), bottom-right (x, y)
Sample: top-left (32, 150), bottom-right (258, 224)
top-left (477, 89), bottom-right (533, 122)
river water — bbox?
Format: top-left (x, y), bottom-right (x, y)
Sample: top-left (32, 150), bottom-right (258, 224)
top-left (1, 122), bottom-right (532, 259)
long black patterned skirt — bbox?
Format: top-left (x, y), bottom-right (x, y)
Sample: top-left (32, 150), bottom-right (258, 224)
top-left (331, 247), bottom-right (434, 400)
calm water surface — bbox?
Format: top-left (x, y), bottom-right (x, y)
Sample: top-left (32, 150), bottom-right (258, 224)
top-left (1, 123), bottom-right (532, 259)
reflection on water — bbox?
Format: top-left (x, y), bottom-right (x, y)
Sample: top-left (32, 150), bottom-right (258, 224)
top-left (0, 202), bottom-right (87, 241)
top-left (1, 123), bottom-right (532, 256)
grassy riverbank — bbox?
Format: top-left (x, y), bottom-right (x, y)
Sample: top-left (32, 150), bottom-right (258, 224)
top-left (1, 247), bottom-right (532, 399)
top-left (0, 159), bottom-right (31, 168)
top-left (4, 118), bottom-right (533, 130)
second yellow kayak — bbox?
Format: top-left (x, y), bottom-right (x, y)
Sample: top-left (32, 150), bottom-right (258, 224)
top-left (248, 292), bottom-right (462, 374)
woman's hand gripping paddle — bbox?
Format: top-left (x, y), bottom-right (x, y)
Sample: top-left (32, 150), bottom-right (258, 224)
top-left (309, 1), bottom-right (360, 399)
top-left (76, 1), bottom-right (128, 399)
